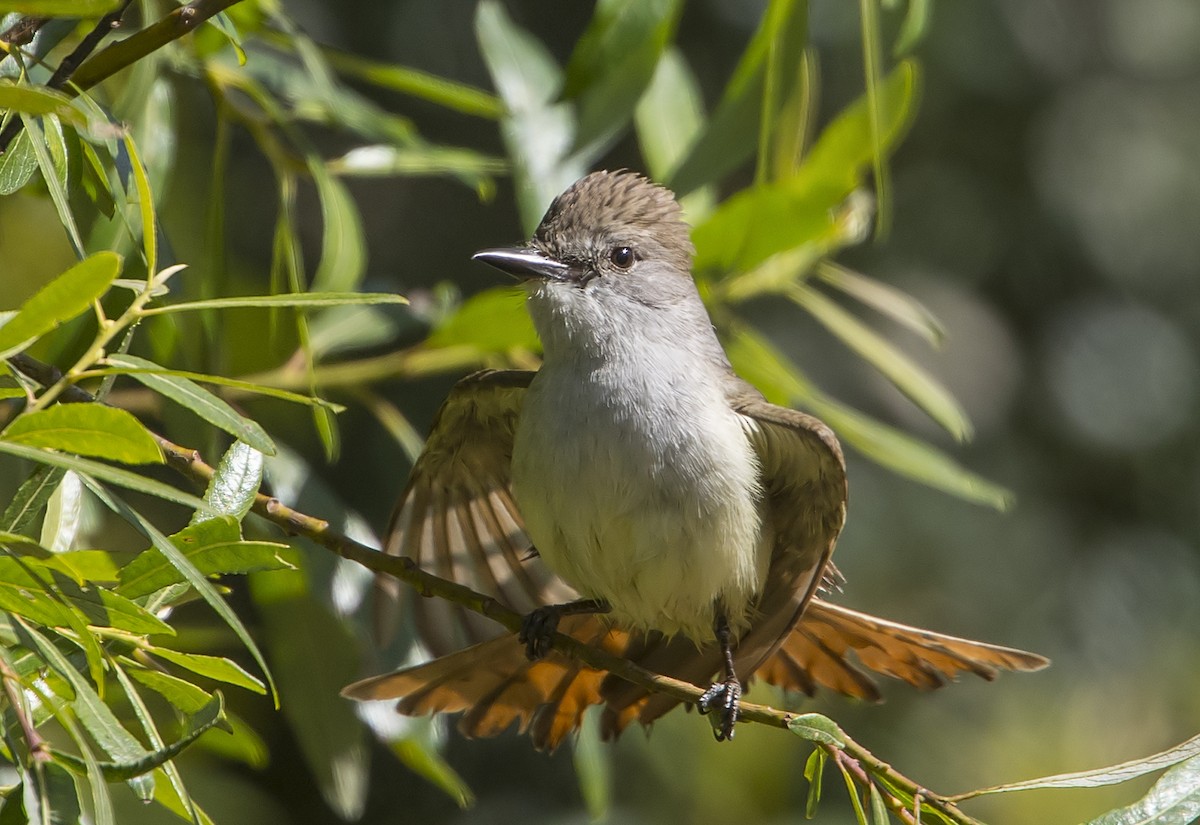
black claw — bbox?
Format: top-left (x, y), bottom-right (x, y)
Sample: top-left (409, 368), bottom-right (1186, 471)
top-left (518, 607), bottom-right (558, 660)
top-left (697, 676), bottom-right (742, 741)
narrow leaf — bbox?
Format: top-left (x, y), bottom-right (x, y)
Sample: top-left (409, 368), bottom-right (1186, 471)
top-left (149, 648), bottom-right (265, 695)
top-left (3, 405), bottom-right (163, 464)
top-left (310, 163), bottom-right (366, 292)
top-left (1, 466), bottom-right (65, 536)
top-left (962, 731), bottom-right (1200, 798)
top-left (121, 134), bottom-right (156, 275)
top-left (0, 441), bottom-right (214, 513)
top-left (790, 283), bottom-right (971, 441)
top-left (816, 261), bottom-right (945, 345)
top-left (194, 440), bottom-right (263, 525)
top-left (0, 252), bottom-right (121, 358)
top-left (117, 517), bottom-right (293, 599)
top-left (102, 354), bottom-right (276, 455)
top-left (788, 713), bottom-right (846, 747)
top-left (125, 666), bottom-right (215, 715)
top-left (140, 292), bottom-right (408, 314)
top-left (1086, 755), bottom-right (1200, 825)
top-left (39, 470), bottom-right (82, 553)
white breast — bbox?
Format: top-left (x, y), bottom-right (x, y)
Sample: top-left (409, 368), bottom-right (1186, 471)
top-left (511, 345), bottom-right (770, 641)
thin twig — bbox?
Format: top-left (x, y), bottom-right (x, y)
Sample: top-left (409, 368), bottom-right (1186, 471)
top-left (0, 656), bottom-right (50, 764)
top-left (4, 351), bottom-right (985, 825)
top-left (0, 16), bottom-right (47, 47)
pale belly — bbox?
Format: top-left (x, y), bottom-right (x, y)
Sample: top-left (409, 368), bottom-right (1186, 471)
top-left (511, 367), bottom-right (771, 641)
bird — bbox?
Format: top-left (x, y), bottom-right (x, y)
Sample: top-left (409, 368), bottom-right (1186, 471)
top-left (343, 170), bottom-right (1048, 748)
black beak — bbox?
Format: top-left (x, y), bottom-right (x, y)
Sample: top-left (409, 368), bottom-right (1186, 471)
top-left (472, 247), bottom-right (570, 281)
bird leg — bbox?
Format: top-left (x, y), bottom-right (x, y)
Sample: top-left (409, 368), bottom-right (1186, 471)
top-left (697, 612), bottom-right (742, 741)
top-left (519, 598), bottom-right (610, 660)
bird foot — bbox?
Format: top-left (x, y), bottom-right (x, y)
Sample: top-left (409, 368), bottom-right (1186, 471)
top-left (697, 676), bottom-right (742, 741)
top-left (518, 606), bottom-right (561, 660)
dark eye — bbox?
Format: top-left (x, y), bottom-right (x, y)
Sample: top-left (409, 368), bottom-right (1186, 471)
top-left (609, 246), bottom-right (635, 269)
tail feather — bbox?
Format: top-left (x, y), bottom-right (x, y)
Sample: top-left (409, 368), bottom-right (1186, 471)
top-left (345, 599), bottom-right (1048, 750)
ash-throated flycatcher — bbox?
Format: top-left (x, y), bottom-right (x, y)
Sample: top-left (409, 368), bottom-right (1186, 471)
top-left (344, 171), bottom-right (1046, 746)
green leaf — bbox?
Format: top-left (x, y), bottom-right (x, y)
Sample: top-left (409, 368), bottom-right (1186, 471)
top-left (14, 619), bottom-right (152, 767)
top-left (23, 114), bottom-right (83, 257)
top-left (148, 648), bottom-right (265, 695)
top-left (1, 466), bottom-right (65, 536)
top-left (0, 0), bottom-right (120, 12)
top-left (787, 713), bottom-right (847, 747)
top-left (0, 557), bottom-right (77, 626)
top-left (35, 550), bottom-right (120, 585)
top-left (83, 484), bottom-right (277, 703)
top-left (24, 761), bottom-right (81, 825)
top-left (51, 694), bottom-right (231, 783)
top-left (122, 131), bottom-right (156, 276)
top-left (320, 47), bottom-right (503, 118)
top-left (0, 252), bottom-right (121, 358)
top-left (425, 286), bottom-right (538, 353)
top-left (667, 0), bottom-right (808, 196)
top-left (962, 731), bottom-right (1200, 798)
top-left (327, 144), bottom-right (507, 178)
top-left (117, 518), bottom-right (294, 600)
top-left (93, 361), bottom-right (345, 412)
top-left (475, 0), bottom-right (585, 235)
top-left (193, 441), bottom-right (263, 525)
top-left (789, 283), bottom-right (972, 441)
top-left (563, 0), bottom-right (684, 158)
top-left (634, 47), bottom-right (713, 216)
top-left (816, 261), bottom-right (945, 345)
top-left (804, 747), bottom-right (825, 818)
top-left (125, 666), bottom-right (215, 715)
top-left (572, 710), bottom-right (610, 821)
top-left (868, 782), bottom-right (889, 825)
top-left (2, 405), bottom-right (163, 464)
top-left (102, 353), bottom-right (276, 456)
top-left (140, 292), bottom-right (408, 314)
top-left (0, 81), bottom-right (85, 124)
top-left (0, 441), bottom-right (215, 513)
top-left (692, 61), bottom-right (919, 274)
top-left (893, 0), bottom-right (932, 56)
top-left (1086, 755), bottom-right (1200, 825)
top-left (47, 576), bottom-right (175, 636)
top-left (0, 129), bottom-right (39, 196)
top-left (39, 470), bottom-right (82, 553)
top-left (310, 163), bottom-right (366, 292)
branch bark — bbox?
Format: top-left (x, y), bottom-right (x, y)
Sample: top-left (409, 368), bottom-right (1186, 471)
top-left (4, 351), bottom-right (985, 825)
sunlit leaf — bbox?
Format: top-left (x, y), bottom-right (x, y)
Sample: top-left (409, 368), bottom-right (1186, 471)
top-left (103, 354), bottom-right (276, 455)
top-left (23, 114), bottom-right (82, 256)
top-left (816, 261), bottom-right (945, 345)
top-left (0, 129), bottom-right (39, 195)
top-left (125, 666), bottom-right (216, 715)
top-left (573, 711), bottom-right (610, 821)
top-left (0, 252), bottom-right (121, 358)
top-left (667, 0), bottom-right (807, 196)
top-left (39, 470), bottom-right (82, 553)
top-left (84, 484), bottom-right (277, 703)
top-left (804, 747), bottom-right (826, 818)
top-left (140, 292), bottom-right (408, 314)
top-left (121, 134), bottom-right (158, 279)
top-left (563, 0), bottom-right (683, 158)
top-left (1086, 755), bottom-right (1200, 825)
top-left (476, 0), bottom-right (584, 234)
top-left (0, 81), bottom-right (85, 124)
top-left (319, 47), bottom-right (503, 118)
top-left (790, 283), bottom-right (971, 440)
top-left (1, 465), bottom-right (65, 536)
top-left (117, 517), bottom-right (293, 599)
top-left (961, 731), bottom-right (1200, 798)
top-left (788, 713), bottom-right (847, 747)
top-left (194, 440), bottom-right (263, 525)
top-left (634, 47), bottom-right (713, 217)
top-left (311, 163), bottom-right (366, 292)
top-left (2, 405), bottom-right (163, 464)
top-left (0, 441), bottom-right (213, 512)
top-left (425, 286), bottom-right (537, 353)
top-left (328, 144), bottom-right (507, 178)
top-left (148, 647), bottom-right (266, 695)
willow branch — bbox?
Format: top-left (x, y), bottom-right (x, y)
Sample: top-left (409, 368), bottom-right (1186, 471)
top-left (5, 351), bottom-right (984, 825)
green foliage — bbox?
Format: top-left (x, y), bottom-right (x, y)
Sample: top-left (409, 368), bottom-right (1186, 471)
top-left (1, 1), bottom-right (1193, 824)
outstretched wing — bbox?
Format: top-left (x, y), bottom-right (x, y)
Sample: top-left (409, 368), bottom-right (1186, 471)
top-left (378, 369), bottom-right (575, 655)
top-left (759, 600), bottom-right (1050, 700)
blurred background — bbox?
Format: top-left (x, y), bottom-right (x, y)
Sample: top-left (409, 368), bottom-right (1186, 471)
top-left (4, 0), bottom-right (1200, 822)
